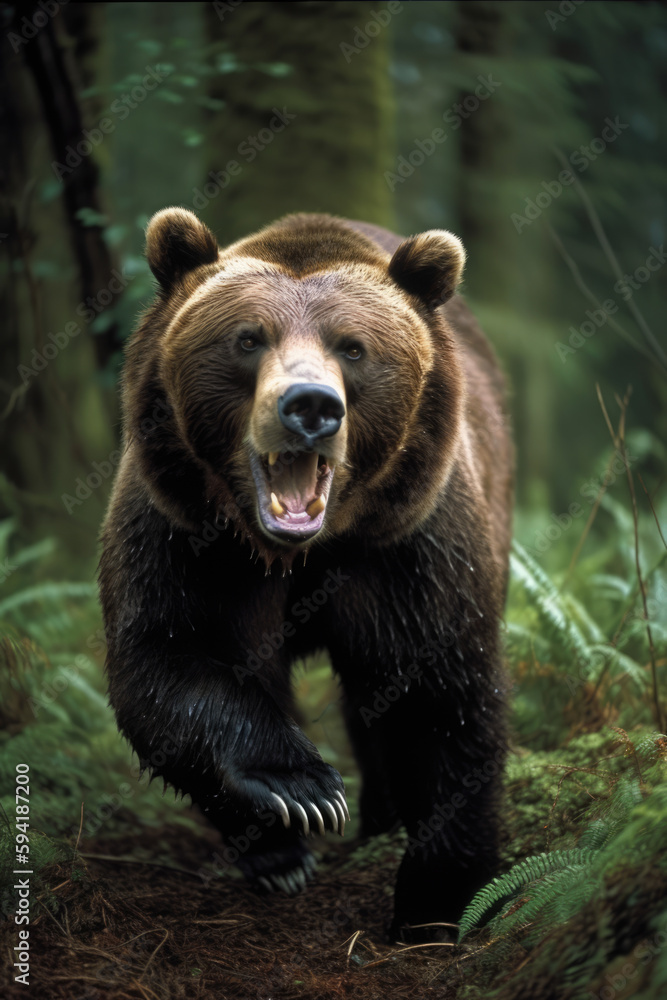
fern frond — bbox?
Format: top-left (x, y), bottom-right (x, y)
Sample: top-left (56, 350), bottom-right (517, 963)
top-left (510, 541), bottom-right (594, 669)
top-left (0, 518), bottom-right (18, 560)
top-left (0, 582), bottom-right (96, 617)
top-left (10, 537), bottom-right (57, 570)
top-left (458, 848), bottom-right (597, 939)
top-left (588, 643), bottom-right (645, 688)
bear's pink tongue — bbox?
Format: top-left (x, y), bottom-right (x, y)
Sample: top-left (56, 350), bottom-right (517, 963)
top-left (269, 451), bottom-right (321, 515)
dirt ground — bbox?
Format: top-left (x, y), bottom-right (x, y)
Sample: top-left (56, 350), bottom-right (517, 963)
top-left (1, 821), bottom-right (468, 1000)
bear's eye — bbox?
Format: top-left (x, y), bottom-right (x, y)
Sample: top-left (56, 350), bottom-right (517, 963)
top-left (344, 344), bottom-right (363, 361)
top-left (238, 334), bottom-right (261, 352)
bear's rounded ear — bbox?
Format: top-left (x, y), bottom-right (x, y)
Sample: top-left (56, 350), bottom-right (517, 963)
top-left (388, 230), bottom-right (466, 308)
top-left (145, 207), bottom-right (219, 290)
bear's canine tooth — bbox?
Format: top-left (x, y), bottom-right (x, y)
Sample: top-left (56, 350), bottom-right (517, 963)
top-left (306, 495), bottom-right (325, 518)
top-left (268, 451), bottom-right (279, 466)
top-left (269, 791), bottom-right (290, 828)
top-left (270, 492), bottom-right (284, 518)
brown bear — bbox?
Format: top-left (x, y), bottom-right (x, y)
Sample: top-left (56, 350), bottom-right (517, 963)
top-left (99, 207), bottom-right (513, 941)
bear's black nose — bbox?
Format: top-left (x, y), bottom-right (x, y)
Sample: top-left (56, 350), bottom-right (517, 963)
top-left (278, 383), bottom-right (345, 449)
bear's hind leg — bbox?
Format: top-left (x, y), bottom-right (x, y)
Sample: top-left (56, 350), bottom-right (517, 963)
top-left (342, 697), bottom-right (399, 836)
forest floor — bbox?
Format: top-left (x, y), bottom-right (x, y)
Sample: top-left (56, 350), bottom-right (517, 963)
top-left (3, 727), bottom-right (667, 1000)
top-left (1, 817), bottom-right (468, 1000)
top-left (2, 589), bottom-right (667, 999)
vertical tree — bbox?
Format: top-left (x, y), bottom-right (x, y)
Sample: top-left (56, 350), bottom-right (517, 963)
top-left (451, 0), bottom-right (569, 503)
top-left (0, 4), bottom-right (118, 545)
top-left (201, 0), bottom-right (396, 242)
top-left (390, 0), bottom-right (589, 504)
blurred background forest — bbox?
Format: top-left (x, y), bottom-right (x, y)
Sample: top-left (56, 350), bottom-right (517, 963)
top-left (1, 2), bottom-right (667, 998)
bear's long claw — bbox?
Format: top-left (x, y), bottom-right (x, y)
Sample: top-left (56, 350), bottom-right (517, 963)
top-left (334, 790), bottom-right (350, 821)
top-left (323, 799), bottom-right (338, 831)
top-left (293, 801), bottom-right (310, 837)
top-left (303, 854), bottom-right (317, 879)
top-left (273, 873), bottom-right (290, 893)
top-left (269, 792), bottom-right (291, 828)
top-left (309, 801), bottom-right (326, 835)
top-left (333, 798), bottom-right (346, 835)
top-left (295, 866), bottom-right (307, 889)
top-left (258, 876), bottom-right (272, 892)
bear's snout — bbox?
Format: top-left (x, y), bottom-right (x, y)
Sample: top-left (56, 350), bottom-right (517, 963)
top-left (278, 383), bottom-right (345, 450)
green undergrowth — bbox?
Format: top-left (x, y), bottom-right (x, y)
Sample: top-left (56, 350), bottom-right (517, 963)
top-left (0, 520), bottom-right (198, 918)
top-left (451, 457), bottom-right (667, 997)
top-left (1, 466), bottom-right (666, 997)
top-left (454, 739), bottom-right (667, 999)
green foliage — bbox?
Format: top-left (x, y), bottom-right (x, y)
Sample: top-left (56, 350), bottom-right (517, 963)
top-left (0, 520), bottom-right (198, 892)
top-left (510, 539), bottom-right (601, 670)
top-left (0, 817), bottom-right (85, 919)
top-left (506, 459), bottom-right (667, 750)
top-left (458, 848), bottom-right (598, 940)
top-left (456, 737), bottom-right (667, 996)
top-left (459, 462), bottom-right (667, 993)
top-left (460, 767), bottom-right (647, 940)
top-left (2, 3), bottom-right (665, 994)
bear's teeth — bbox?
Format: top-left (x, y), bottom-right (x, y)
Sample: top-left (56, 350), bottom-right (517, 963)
top-left (268, 452), bottom-right (279, 466)
top-left (306, 496), bottom-right (325, 518)
top-left (270, 492), bottom-right (284, 517)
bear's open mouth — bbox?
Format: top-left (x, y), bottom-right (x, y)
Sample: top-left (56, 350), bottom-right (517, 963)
top-left (249, 449), bottom-right (335, 544)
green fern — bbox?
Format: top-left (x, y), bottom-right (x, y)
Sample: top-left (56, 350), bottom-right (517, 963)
top-left (507, 536), bottom-right (661, 748)
top-left (0, 582), bottom-right (97, 620)
top-left (510, 540), bottom-right (603, 670)
top-left (0, 519), bottom-right (198, 856)
top-left (459, 760), bottom-right (664, 964)
top-left (458, 848), bottom-right (598, 939)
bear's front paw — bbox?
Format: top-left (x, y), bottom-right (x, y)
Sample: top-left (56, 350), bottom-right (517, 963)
top-left (235, 761), bottom-right (349, 837)
top-left (237, 840), bottom-right (317, 895)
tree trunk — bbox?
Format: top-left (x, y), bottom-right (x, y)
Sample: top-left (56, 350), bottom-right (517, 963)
top-left (201, 0), bottom-right (395, 243)
top-left (21, 3), bottom-right (123, 369)
top-left (453, 0), bottom-right (558, 505)
top-left (0, 3), bottom-right (117, 547)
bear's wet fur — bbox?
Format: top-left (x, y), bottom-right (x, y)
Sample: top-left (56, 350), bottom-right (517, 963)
top-left (99, 208), bottom-right (513, 941)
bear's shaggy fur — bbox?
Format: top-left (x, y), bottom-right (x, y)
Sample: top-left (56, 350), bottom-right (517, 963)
top-left (99, 208), bottom-right (513, 940)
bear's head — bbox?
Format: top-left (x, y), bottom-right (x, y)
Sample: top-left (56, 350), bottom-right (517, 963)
top-left (125, 208), bottom-right (466, 564)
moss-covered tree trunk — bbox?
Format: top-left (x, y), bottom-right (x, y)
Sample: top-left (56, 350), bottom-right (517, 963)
top-left (201, 0), bottom-right (395, 243)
